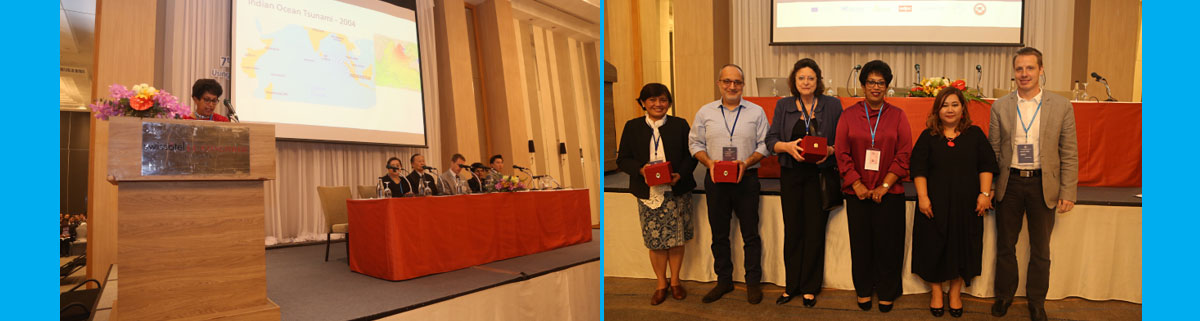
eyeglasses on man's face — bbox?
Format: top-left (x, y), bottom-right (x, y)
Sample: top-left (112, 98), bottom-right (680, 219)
top-left (719, 79), bottom-right (745, 87)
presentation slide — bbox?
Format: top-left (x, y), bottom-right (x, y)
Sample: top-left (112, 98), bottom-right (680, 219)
top-left (233, 0), bottom-right (426, 146)
top-left (772, 0), bottom-right (1023, 45)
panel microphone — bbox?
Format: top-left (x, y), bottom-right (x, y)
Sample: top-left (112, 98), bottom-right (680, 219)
top-left (975, 64), bottom-right (985, 97)
top-left (914, 63), bottom-right (921, 83)
top-left (846, 64), bottom-right (862, 97)
top-left (513, 165), bottom-right (529, 171)
top-left (1090, 72), bottom-right (1106, 82)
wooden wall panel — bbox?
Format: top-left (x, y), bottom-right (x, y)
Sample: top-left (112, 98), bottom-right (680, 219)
top-left (674, 0), bottom-right (731, 123)
top-left (1085, 0), bottom-right (1140, 101)
top-left (434, 0), bottom-right (482, 165)
top-left (478, 0), bottom-right (531, 175)
top-left (88, 0), bottom-right (160, 286)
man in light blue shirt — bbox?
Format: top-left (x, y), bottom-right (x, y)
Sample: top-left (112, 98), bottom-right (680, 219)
top-left (689, 64), bottom-right (770, 305)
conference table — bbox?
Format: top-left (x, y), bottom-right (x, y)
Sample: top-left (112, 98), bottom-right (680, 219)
top-left (347, 189), bottom-right (593, 281)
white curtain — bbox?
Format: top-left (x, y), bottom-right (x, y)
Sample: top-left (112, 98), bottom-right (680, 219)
top-left (732, 0), bottom-right (1076, 97)
top-left (159, 0), bottom-right (443, 245)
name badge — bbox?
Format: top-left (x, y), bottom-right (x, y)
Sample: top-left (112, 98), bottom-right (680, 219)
top-left (864, 148), bottom-right (881, 171)
top-left (1017, 144), bottom-right (1035, 164)
top-left (722, 146), bottom-right (738, 161)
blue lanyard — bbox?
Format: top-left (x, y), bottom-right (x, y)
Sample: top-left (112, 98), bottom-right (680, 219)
top-left (863, 102), bottom-right (885, 147)
top-left (651, 131), bottom-right (661, 159)
top-left (1016, 97), bottom-right (1043, 139)
top-left (720, 105), bottom-right (742, 144)
top-left (798, 97), bottom-right (814, 135)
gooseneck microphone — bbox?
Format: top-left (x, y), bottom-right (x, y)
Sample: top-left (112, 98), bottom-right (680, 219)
top-left (223, 98), bottom-right (240, 123)
top-left (1091, 72), bottom-right (1116, 101)
top-left (846, 64), bottom-right (862, 97)
top-left (512, 165), bottom-right (529, 171)
top-left (975, 65), bottom-right (985, 97)
top-left (914, 64), bottom-right (921, 83)
top-left (457, 164), bottom-right (472, 169)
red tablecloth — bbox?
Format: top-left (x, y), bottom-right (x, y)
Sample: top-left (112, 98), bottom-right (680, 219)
top-left (346, 189), bottom-right (593, 281)
top-left (744, 97), bottom-right (1141, 187)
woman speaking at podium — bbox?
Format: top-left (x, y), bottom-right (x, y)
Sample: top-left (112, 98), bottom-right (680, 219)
top-left (182, 79), bottom-right (230, 122)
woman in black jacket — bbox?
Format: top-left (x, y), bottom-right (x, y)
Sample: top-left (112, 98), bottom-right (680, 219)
top-left (616, 83), bottom-right (698, 306)
top-left (765, 58), bottom-right (843, 307)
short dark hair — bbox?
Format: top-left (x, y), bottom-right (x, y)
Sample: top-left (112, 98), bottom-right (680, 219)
top-left (191, 79), bottom-right (223, 99)
top-left (386, 157), bottom-right (402, 167)
top-left (788, 58), bottom-right (826, 97)
top-left (489, 154), bottom-right (503, 164)
top-left (859, 60), bottom-right (893, 87)
top-left (470, 162), bottom-right (487, 170)
top-left (410, 153), bottom-right (422, 163)
top-left (450, 153), bottom-right (465, 162)
top-left (926, 87), bottom-right (972, 136)
top-left (636, 83), bottom-right (673, 110)
top-left (1012, 47), bottom-right (1044, 68)
top-left (717, 64), bottom-right (744, 79)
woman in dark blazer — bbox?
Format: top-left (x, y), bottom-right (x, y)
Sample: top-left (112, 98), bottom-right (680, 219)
top-left (616, 83), bottom-right (699, 306)
top-left (765, 58), bottom-right (843, 307)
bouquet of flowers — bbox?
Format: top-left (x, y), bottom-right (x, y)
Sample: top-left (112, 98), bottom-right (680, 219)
top-left (908, 77), bottom-right (989, 104)
top-left (492, 175), bottom-right (527, 192)
top-left (88, 83), bottom-right (189, 120)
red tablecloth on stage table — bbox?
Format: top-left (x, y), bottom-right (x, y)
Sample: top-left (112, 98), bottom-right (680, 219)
top-left (744, 97), bottom-right (1141, 187)
top-left (346, 189), bottom-right (593, 281)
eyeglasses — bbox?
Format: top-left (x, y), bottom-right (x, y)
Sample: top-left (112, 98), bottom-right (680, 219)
top-left (200, 97), bottom-right (220, 104)
top-left (719, 79), bottom-right (745, 87)
top-left (864, 80), bottom-right (888, 88)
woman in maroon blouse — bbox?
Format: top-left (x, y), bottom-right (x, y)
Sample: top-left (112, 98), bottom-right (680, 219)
top-left (834, 60), bottom-right (912, 313)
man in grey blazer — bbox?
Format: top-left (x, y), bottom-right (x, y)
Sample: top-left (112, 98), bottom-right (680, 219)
top-left (987, 47), bottom-right (1078, 321)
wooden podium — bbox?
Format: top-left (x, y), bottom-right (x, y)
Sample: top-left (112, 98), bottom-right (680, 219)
top-left (107, 117), bottom-right (280, 320)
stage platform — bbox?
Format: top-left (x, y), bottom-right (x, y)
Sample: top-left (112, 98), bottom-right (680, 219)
top-left (603, 171), bottom-right (1142, 303)
top-left (604, 168), bottom-right (1141, 207)
top-left (267, 229), bottom-right (599, 320)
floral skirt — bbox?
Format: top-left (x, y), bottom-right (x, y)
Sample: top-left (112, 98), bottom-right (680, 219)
top-left (637, 191), bottom-right (695, 250)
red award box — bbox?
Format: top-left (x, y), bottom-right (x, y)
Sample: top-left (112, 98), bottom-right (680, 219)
top-left (799, 136), bottom-right (828, 163)
top-left (644, 161), bottom-right (673, 186)
top-left (713, 161), bottom-right (740, 183)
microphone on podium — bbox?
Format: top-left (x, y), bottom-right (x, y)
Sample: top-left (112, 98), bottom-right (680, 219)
top-left (223, 98), bottom-right (240, 123)
top-left (914, 63), bottom-right (921, 83)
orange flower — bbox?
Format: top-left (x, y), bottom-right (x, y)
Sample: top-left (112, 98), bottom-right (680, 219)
top-left (129, 96), bottom-right (153, 111)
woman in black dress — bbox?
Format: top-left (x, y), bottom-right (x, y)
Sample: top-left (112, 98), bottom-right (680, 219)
top-left (765, 58), bottom-right (841, 307)
top-left (379, 157), bottom-right (411, 197)
top-left (910, 87), bottom-right (999, 317)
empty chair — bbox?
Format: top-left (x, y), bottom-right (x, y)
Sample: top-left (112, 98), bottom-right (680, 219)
top-left (357, 184), bottom-right (376, 199)
top-left (316, 186), bottom-right (353, 262)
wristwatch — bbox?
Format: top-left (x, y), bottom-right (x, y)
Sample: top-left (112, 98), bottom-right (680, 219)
top-left (981, 191), bottom-right (992, 197)
top-left (881, 182), bottom-right (891, 189)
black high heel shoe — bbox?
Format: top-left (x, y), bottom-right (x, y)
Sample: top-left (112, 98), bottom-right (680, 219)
top-left (775, 293), bottom-right (793, 305)
top-left (878, 302), bottom-right (894, 313)
top-left (802, 294), bottom-right (816, 308)
top-left (857, 298), bottom-right (872, 311)
top-left (930, 306), bottom-right (945, 317)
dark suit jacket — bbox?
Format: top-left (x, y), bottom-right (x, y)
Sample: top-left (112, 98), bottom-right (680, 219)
top-left (988, 90), bottom-right (1078, 208)
top-left (765, 95), bottom-right (843, 169)
top-left (617, 115), bottom-right (698, 199)
top-left (406, 171), bottom-right (440, 196)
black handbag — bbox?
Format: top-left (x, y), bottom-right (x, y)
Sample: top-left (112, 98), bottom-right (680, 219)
top-left (817, 166), bottom-right (843, 211)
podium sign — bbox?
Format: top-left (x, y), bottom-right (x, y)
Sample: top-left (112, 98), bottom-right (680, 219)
top-left (141, 122), bottom-right (250, 176)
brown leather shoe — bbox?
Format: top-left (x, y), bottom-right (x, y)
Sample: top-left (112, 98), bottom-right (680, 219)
top-left (671, 285), bottom-right (686, 300)
top-left (651, 288), bottom-right (668, 305)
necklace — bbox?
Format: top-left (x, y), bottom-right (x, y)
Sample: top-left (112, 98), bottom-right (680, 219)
top-left (945, 130), bottom-right (959, 147)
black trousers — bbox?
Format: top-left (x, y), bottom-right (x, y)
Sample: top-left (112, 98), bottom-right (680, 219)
top-left (704, 169), bottom-right (762, 285)
top-left (994, 174), bottom-right (1056, 303)
top-left (845, 193), bottom-right (906, 301)
top-left (779, 166), bottom-right (828, 295)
